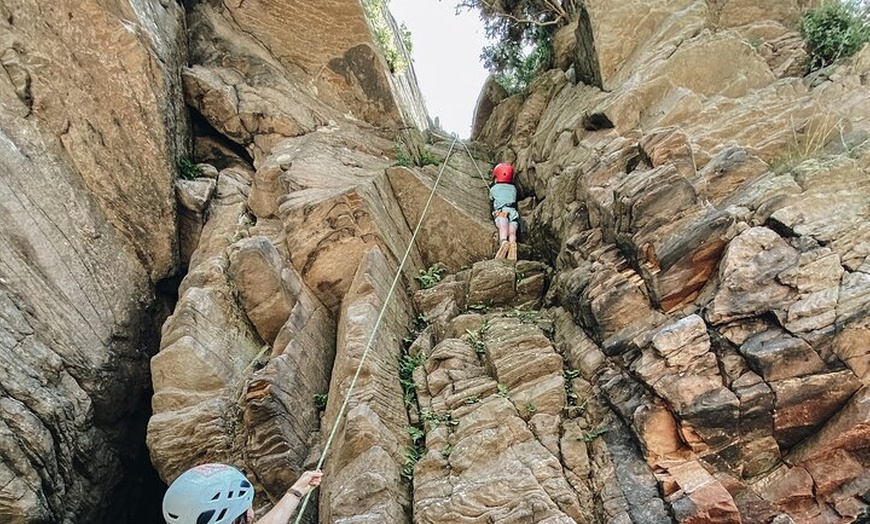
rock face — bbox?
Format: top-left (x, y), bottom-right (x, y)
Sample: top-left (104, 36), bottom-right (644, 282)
top-left (4, 1), bottom-right (870, 524)
top-left (472, 2), bottom-right (870, 523)
top-left (0, 0), bottom-right (187, 522)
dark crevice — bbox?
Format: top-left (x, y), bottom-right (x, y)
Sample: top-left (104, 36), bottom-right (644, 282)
top-left (582, 112), bottom-right (614, 131)
top-left (190, 107), bottom-right (254, 169)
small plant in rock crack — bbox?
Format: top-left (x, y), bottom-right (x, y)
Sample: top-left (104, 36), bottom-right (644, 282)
top-left (564, 396), bottom-right (590, 417)
top-left (421, 409), bottom-right (459, 429)
top-left (412, 314), bottom-right (430, 333)
top-left (525, 401), bottom-right (537, 415)
top-left (313, 393), bottom-right (328, 412)
top-left (177, 157), bottom-right (203, 180)
top-left (497, 383), bottom-right (510, 398)
top-left (440, 444), bottom-right (453, 459)
top-left (464, 395), bottom-right (481, 405)
top-left (415, 263), bottom-right (446, 289)
top-left (395, 142), bottom-right (414, 167)
top-left (464, 320), bottom-right (490, 356)
top-left (579, 425), bottom-right (610, 443)
top-left (399, 352), bottom-right (425, 408)
top-left (467, 303), bottom-right (489, 313)
top-left (418, 148), bottom-right (441, 167)
top-left (505, 308), bottom-right (541, 324)
top-left (402, 425), bottom-right (427, 481)
top-left (402, 447), bottom-right (425, 481)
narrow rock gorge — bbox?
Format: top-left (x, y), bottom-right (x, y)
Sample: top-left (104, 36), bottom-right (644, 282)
top-left (1, 1), bottom-right (868, 524)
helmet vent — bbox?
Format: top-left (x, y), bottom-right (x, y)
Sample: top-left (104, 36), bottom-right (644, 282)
top-left (196, 510), bottom-right (215, 524)
top-left (211, 492), bottom-right (220, 500)
top-left (216, 508), bottom-right (227, 522)
top-left (241, 480), bottom-right (251, 488)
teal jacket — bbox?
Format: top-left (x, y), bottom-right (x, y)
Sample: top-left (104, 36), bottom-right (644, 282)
top-left (489, 183), bottom-right (516, 211)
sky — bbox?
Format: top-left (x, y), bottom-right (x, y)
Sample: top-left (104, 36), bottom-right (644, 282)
top-left (388, 0), bottom-right (490, 138)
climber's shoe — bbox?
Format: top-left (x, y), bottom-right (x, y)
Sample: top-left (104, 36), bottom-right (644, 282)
top-left (495, 241), bottom-right (509, 259)
top-left (507, 241), bottom-right (517, 261)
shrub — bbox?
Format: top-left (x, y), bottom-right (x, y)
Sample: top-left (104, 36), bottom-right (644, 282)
top-left (800, 0), bottom-right (870, 72)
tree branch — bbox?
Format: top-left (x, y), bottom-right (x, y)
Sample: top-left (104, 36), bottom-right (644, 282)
top-left (470, 0), bottom-right (567, 26)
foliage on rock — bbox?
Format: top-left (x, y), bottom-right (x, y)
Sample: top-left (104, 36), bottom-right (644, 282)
top-left (458, 0), bottom-right (570, 93)
top-left (800, 0), bottom-right (870, 72)
top-left (362, 0), bottom-right (412, 73)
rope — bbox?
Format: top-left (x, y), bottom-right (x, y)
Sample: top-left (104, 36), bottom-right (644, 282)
top-left (457, 136), bottom-right (491, 188)
top-left (292, 135), bottom-right (461, 523)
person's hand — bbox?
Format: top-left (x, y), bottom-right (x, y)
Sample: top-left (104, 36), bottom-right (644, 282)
top-left (291, 470), bottom-right (323, 495)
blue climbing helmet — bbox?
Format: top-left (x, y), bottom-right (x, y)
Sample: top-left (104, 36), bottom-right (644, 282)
top-left (162, 463), bottom-right (255, 524)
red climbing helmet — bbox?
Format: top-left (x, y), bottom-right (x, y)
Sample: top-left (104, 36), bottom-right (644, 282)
top-left (492, 163), bottom-right (514, 183)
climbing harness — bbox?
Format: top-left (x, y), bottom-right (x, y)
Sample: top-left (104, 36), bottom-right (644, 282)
top-left (292, 135), bottom-right (461, 524)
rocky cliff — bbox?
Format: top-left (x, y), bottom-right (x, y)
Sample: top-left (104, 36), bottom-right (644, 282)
top-left (1, 1), bottom-right (868, 524)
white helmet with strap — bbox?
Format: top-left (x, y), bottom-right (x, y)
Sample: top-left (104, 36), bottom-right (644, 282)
top-left (162, 463), bottom-right (255, 524)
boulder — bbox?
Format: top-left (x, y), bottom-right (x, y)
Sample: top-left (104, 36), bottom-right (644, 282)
top-left (771, 370), bottom-right (862, 448)
top-left (707, 227), bottom-right (799, 324)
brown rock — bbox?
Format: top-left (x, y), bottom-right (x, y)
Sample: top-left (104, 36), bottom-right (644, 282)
top-left (666, 459), bottom-right (742, 524)
top-left (803, 449), bottom-right (864, 498)
top-left (732, 371), bottom-right (775, 439)
top-left (633, 316), bottom-right (725, 414)
top-left (486, 317), bottom-right (565, 417)
top-left (739, 329), bottom-right (827, 382)
top-left (639, 127), bottom-right (696, 178)
top-left (276, 132), bottom-right (422, 312)
top-left (552, 307), bottom-right (606, 380)
top-left (228, 237), bottom-right (299, 344)
top-left (471, 76), bottom-right (508, 141)
top-left (696, 147), bottom-right (771, 207)
top-left (832, 323), bottom-right (870, 381)
top-left (319, 247), bottom-right (414, 523)
top-left (176, 178), bottom-right (217, 268)
top-left (584, 0), bottom-right (703, 89)
top-left (707, 227), bottom-right (799, 325)
top-left (761, 466), bottom-right (815, 511)
top-left (741, 436), bottom-right (781, 478)
top-left (552, 21), bottom-right (579, 72)
top-left (771, 370), bottom-right (862, 448)
top-left (467, 259), bottom-right (516, 307)
top-left (633, 401), bottom-right (683, 464)
top-left (387, 165), bottom-right (492, 272)
top-left (787, 386), bottom-right (869, 464)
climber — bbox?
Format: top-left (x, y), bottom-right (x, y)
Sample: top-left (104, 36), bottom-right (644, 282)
top-left (162, 463), bottom-right (322, 524)
top-left (490, 162), bottom-right (519, 261)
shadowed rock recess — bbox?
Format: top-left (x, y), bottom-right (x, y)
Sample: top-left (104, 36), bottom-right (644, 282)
top-left (1, 1), bottom-right (868, 523)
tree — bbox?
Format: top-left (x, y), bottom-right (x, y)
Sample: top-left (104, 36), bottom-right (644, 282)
top-left (458, 0), bottom-right (571, 93)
